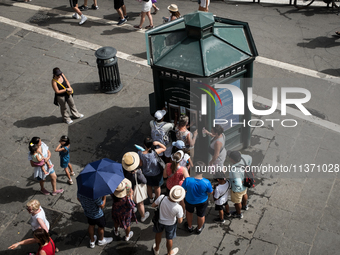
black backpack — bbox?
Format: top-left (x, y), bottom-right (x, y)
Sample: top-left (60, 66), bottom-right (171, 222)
top-left (239, 157), bottom-right (255, 188)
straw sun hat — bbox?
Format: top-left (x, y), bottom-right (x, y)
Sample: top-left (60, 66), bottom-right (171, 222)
top-left (114, 178), bottom-right (132, 198)
top-left (169, 185), bottom-right (185, 202)
top-left (122, 152), bottom-right (140, 171)
top-left (167, 4), bottom-right (178, 12)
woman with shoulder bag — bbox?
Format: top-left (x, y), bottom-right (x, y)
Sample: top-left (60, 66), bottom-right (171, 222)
top-left (163, 150), bottom-right (189, 216)
top-left (51, 67), bottom-right (84, 125)
top-left (122, 152), bottom-right (150, 222)
top-left (138, 137), bottom-right (166, 204)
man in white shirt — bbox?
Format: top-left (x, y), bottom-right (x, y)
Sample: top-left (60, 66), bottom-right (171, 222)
top-left (152, 186), bottom-right (184, 255)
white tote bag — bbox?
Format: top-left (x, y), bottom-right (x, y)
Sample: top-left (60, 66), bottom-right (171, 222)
top-left (133, 171), bottom-right (148, 204)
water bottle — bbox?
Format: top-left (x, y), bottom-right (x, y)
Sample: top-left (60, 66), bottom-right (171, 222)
top-left (134, 144), bottom-right (145, 151)
top-left (202, 127), bottom-right (206, 137)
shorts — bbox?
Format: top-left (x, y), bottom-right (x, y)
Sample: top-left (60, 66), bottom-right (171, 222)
top-left (145, 172), bottom-right (164, 187)
top-left (141, 0), bottom-right (152, 12)
top-left (114, 0), bottom-right (124, 10)
top-left (153, 222), bottom-right (177, 239)
top-left (36, 169), bottom-right (55, 181)
top-left (87, 215), bottom-right (106, 228)
top-left (185, 199), bottom-right (208, 217)
top-left (231, 188), bottom-right (247, 204)
top-left (215, 201), bottom-right (228, 211)
top-left (70, 0), bottom-right (78, 8)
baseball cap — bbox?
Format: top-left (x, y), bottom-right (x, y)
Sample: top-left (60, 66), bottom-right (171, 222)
top-left (172, 140), bottom-right (185, 149)
top-left (154, 110), bottom-right (166, 120)
top-left (227, 150), bottom-right (241, 163)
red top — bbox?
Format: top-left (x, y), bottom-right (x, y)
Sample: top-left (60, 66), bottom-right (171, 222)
top-left (38, 239), bottom-right (55, 255)
top-left (165, 163), bottom-right (186, 190)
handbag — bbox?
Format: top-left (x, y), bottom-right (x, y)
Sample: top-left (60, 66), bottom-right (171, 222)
top-left (133, 171), bottom-right (148, 204)
top-left (153, 150), bottom-right (165, 172)
top-left (152, 196), bottom-right (165, 232)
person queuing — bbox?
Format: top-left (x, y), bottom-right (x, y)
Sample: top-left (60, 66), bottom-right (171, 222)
top-left (152, 185), bottom-right (185, 255)
top-left (163, 151), bottom-right (189, 215)
top-left (150, 109), bottom-right (175, 162)
top-left (111, 178), bottom-right (137, 241)
top-left (181, 161), bottom-right (213, 234)
top-left (203, 124), bottom-right (226, 168)
top-left (228, 150), bottom-right (252, 219)
top-left (77, 193), bottom-right (112, 248)
top-left (122, 152), bottom-right (150, 222)
top-left (138, 137), bottom-right (166, 203)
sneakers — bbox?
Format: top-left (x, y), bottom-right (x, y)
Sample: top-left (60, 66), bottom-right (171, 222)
top-left (225, 212), bottom-right (231, 217)
top-left (214, 218), bottom-right (225, 224)
top-left (72, 13), bottom-right (80, 19)
top-left (114, 227), bottom-right (120, 236)
top-left (79, 15), bottom-right (87, 25)
top-left (66, 119), bottom-right (73, 125)
top-left (152, 243), bottom-right (159, 255)
top-left (124, 15), bottom-right (129, 20)
top-left (141, 211), bottom-right (150, 222)
top-left (171, 248), bottom-right (179, 255)
top-left (91, 4), bottom-right (99, 10)
top-left (75, 114), bottom-right (84, 119)
top-left (40, 188), bottom-right (50, 195)
top-left (117, 18), bottom-right (127, 25)
top-left (51, 189), bottom-right (64, 196)
top-left (196, 224), bottom-right (205, 234)
top-left (98, 237), bottom-right (113, 246)
top-left (184, 222), bottom-right (194, 233)
top-left (90, 235), bottom-right (97, 249)
top-left (242, 205), bottom-right (249, 211)
top-left (125, 231), bottom-right (133, 241)
top-left (79, 5), bottom-right (89, 11)
top-left (231, 211), bottom-right (244, 219)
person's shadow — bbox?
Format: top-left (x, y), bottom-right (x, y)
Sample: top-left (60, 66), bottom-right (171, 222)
top-left (13, 116), bottom-right (63, 128)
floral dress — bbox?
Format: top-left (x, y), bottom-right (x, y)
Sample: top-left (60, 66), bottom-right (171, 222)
top-left (111, 181), bottom-right (137, 229)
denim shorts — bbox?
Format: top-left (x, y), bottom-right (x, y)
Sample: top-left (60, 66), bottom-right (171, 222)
top-left (153, 222), bottom-right (177, 239)
top-left (36, 169), bottom-right (55, 181)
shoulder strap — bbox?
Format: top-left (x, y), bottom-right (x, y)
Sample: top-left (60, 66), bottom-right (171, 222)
top-left (168, 166), bottom-right (180, 179)
top-left (49, 238), bottom-right (55, 254)
top-left (158, 195), bottom-right (166, 212)
top-left (53, 79), bottom-right (67, 90)
top-left (217, 180), bottom-right (230, 200)
top-left (134, 171), bottom-right (138, 185)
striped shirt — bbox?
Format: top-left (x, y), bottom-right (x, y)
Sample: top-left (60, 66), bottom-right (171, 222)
top-left (77, 193), bottom-right (104, 219)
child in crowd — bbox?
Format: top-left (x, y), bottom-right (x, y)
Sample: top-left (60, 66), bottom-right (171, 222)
top-left (171, 140), bottom-right (193, 173)
top-left (26, 199), bottom-right (50, 233)
top-left (29, 143), bottom-right (53, 176)
top-left (213, 177), bottom-right (231, 223)
top-left (55, 135), bottom-right (75, 185)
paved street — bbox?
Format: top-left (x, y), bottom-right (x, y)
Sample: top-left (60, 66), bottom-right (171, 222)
top-left (0, 0), bottom-right (340, 254)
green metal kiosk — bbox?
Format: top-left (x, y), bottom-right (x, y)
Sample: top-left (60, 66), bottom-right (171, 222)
top-left (145, 11), bottom-right (258, 162)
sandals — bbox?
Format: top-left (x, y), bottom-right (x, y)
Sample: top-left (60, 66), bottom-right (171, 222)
top-left (68, 179), bottom-right (74, 185)
top-left (134, 25), bottom-right (142, 30)
top-left (145, 25), bottom-right (154, 29)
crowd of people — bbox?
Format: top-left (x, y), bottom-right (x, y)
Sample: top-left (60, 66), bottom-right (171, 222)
top-left (9, 107), bottom-right (252, 255)
top-left (25, 0), bottom-right (210, 27)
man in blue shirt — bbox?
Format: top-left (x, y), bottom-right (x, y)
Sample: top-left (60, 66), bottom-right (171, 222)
top-left (181, 162), bottom-right (213, 234)
top-left (228, 151), bottom-right (252, 219)
top-left (77, 194), bottom-right (113, 248)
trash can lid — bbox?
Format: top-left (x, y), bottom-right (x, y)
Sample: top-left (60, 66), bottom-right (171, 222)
top-left (95, 46), bottom-right (117, 60)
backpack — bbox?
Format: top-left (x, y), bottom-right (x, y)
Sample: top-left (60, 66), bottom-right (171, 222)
top-left (239, 157), bottom-right (255, 188)
top-left (151, 121), bottom-right (169, 145)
